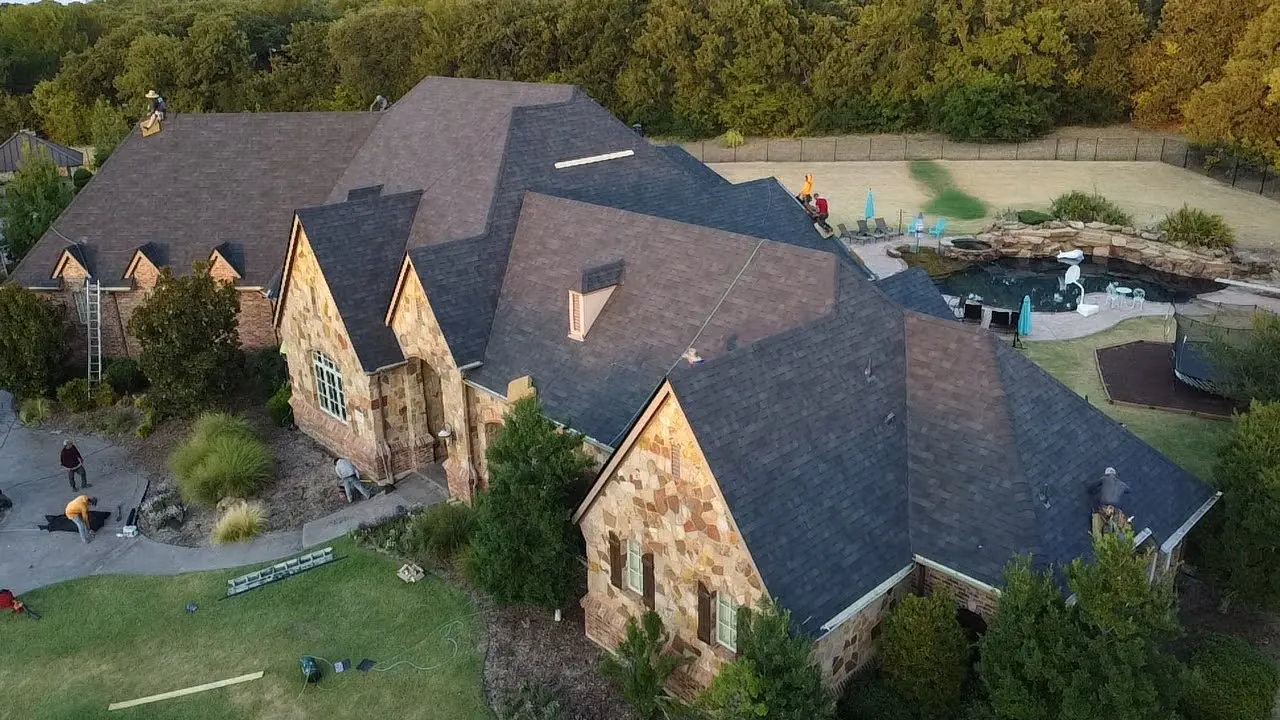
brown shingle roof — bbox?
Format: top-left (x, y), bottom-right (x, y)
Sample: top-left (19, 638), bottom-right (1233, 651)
top-left (11, 112), bottom-right (379, 288)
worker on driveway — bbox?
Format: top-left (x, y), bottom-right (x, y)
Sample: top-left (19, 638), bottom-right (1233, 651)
top-left (61, 440), bottom-right (88, 491)
top-left (334, 458), bottom-right (373, 503)
top-left (65, 495), bottom-right (97, 544)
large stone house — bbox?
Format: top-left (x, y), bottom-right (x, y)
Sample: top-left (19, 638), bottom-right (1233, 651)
top-left (13, 75), bottom-right (1218, 695)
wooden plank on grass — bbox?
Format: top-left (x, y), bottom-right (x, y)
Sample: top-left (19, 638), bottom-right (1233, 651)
top-left (107, 671), bottom-right (265, 710)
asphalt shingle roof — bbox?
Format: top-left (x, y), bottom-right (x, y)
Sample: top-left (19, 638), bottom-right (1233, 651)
top-left (473, 193), bottom-right (839, 445)
top-left (295, 188), bottom-right (422, 372)
top-left (0, 130), bottom-right (83, 173)
top-left (11, 112), bottom-right (379, 288)
top-left (875, 268), bottom-right (957, 320)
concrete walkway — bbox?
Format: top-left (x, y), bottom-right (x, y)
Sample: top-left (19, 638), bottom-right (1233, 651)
top-left (0, 392), bottom-right (448, 595)
top-left (847, 238), bottom-right (1280, 340)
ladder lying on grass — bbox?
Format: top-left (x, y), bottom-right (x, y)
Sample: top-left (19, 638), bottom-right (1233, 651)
top-left (225, 547), bottom-right (335, 597)
top-left (86, 279), bottom-right (102, 393)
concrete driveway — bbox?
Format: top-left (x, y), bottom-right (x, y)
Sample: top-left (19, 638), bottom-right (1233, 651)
top-left (0, 392), bottom-right (447, 595)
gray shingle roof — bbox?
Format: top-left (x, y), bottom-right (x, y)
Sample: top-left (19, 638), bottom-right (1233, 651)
top-left (472, 193), bottom-right (840, 445)
top-left (875, 268), bottom-right (957, 320)
top-left (11, 112), bottom-right (379, 288)
top-left (0, 130), bottom-right (83, 173)
top-left (295, 189), bottom-right (422, 373)
top-left (669, 289), bottom-right (913, 632)
top-left (664, 286), bottom-right (1215, 631)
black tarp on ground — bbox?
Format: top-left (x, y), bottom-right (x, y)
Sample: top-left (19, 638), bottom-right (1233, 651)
top-left (39, 511), bottom-right (111, 532)
top-left (1096, 340), bottom-right (1245, 419)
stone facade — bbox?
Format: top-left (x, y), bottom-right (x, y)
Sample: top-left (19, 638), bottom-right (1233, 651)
top-left (466, 382), bottom-right (511, 487)
top-left (811, 568), bottom-right (921, 690)
top-left (919, 565), bottom-right (1000, 618)
top-left (387, 266), bottom-right (475, 500)
top-left (278, 228), bottom-right (382, 476)
top-left (579, 390), bottom-right (767, 697)
top-left (928, 221), bottom-right (1278, 281)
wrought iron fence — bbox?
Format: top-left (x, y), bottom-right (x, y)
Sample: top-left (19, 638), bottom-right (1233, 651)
top-left (673, 136), bottom-right (1279, 200)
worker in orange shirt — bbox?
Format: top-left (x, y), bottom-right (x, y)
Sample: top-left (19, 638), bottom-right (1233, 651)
top-left (66, 495), bottom-right (97, 544)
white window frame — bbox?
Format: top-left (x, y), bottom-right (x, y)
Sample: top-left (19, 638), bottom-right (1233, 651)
top-left (716, 594), bottom-right (738, 651)
top-left (626, 539), bottom-right (643, 594)
top-left (71, 289), bottom-right (88, 325)
top-left (312, 351), bottom-right (348, 422)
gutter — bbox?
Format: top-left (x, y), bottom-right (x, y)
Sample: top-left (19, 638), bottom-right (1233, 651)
top-left (818, 564), bottom-right (916, 635)
top-left (1160, 492), bottom-right (1222, 554)
top-left (914, 555), bottom-right (1002, 596)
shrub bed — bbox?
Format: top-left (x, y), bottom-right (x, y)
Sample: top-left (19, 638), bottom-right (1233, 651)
top-left (212, 500), bottom-right (267, 544)
top-left (104, 357), bottom-right (148, 394)
top-left (1050, 191), bottom-right (1132, 225)
top-left (1016, 209), bottom-right (1053, 225)
top-left (1182, 633), bottom-right (1279, 720)
top-left (56, 378), bottom-right (93, 412)
top-left (18, 397), bottom-right (51, 426)
top-left (1159, 205), bottom-right (1236, 249)
top-left (171, 413), bottom-right (274, 507)
top-left (352, 503), bottom-right (475, 565)
top-left (266, 385), bottom-right (293, 427)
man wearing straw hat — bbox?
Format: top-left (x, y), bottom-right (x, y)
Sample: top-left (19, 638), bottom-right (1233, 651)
top-left (145, 90), bottom-right (167, 120)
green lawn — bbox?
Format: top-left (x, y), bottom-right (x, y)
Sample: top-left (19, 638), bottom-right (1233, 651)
top-left (1022, 317), bottom-right (1228, 481)
top-left (909, 159), bottom-right (987, 220)
top-left (1, 539), bottom-right (490, 720)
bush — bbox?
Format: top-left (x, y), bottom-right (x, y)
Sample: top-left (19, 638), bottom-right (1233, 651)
top-left (837, 670), bottom-right (914, 720)
top-left (212, 501), bottom-right (267, 544)
top-left (1182, 634), bottom-right (1279, 720)
top-left (881, 592), bottom-right (970, 720)
top-left (171, 413), bottom-right (273, 507)
top-left (1016, 210), bottom-right (1053, 225)
top-left (408, 502), bottom-right (475, 562)
top-left (71, 167), bottom-right (93, 192)
top-left (104, 357), bottom-right (148, 394)
top-left (499, 681), bottom-right (565, 720)
top-left (602, 611), bottom-right (690, 719)
top-left (94, 383), bottom-right (116, 409)
top-left (936, 76), bottom-right (1053, 142)
top-left (57, 378), bottom-right (93, 412)
top-left (248, 346), bottom-right (288, 396)
top-left (1158, 205), bottom-right (1236, 249)
top-left (352, 510), bottom-right (415, 556)
top-left (1050, 191), bottom-right (1133, 225)
top-left (0, 285), bottom-right (72, 398)
top-left (266, 385), bottom-right (293, 427)
top-left (18, 397), bottom-right (51, 426)
top-left (92, 405), bottom-right (140, 436)
top-left (720, 129), bottom-right (745, 149)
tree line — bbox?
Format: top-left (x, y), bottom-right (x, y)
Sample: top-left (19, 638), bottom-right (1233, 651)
top-left (0, 0), bottom-right (1276, 166)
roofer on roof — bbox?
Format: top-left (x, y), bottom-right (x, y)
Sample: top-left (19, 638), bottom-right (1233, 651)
top-left (1088, 467), bottom-right (1132, 539)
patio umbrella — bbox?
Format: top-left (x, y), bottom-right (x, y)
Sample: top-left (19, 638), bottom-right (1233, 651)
top-left (1019, 295), bottom-right (1033, 336)
top-left (865, 189), bottom-right (875, 219)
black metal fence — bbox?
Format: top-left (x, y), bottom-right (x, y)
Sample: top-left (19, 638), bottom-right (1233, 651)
top-left (673, 136), bottom-right (1279, 201)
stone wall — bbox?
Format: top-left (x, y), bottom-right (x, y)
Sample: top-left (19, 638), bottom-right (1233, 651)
top-left (375, 361), bottom-right (438, 478)
top-left (467, 383), bottom-right (510, 487)
top-left (811, 569), bottom-right (920, 691)
top-left (919, 565), bottom-right (999, 618)
top-left (278, 228), bottom-right (381, 476)
top-left (579, 391), bottom-right (767, 697)
top-left (389, 266), bottom-right (474, 501)
top-left (935, 221), bottom-right (1274, 281)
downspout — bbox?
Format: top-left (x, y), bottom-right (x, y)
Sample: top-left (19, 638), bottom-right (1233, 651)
top-left (458, 360), bottom-right (482, 499)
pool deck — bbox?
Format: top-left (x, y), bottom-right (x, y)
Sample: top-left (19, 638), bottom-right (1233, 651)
top-left (848, 238), bottom-right (1280, 341)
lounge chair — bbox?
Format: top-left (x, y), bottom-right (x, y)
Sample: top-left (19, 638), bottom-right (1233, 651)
top-left (990, 309), bottom-right (1019, 333)
top-left (962, 301), bottom-right (983, 323)
top-left (856, 219), bottom-right (884, 240)
top-left (929, 218), bottom-right (949, 239)
top-left (874, 217), bottom-right (896, 237)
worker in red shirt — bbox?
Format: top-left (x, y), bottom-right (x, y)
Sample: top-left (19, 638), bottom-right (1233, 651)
top-left (61, 440), bottom-right (89, 491)
top-left (813, 194), bottom-right (830, 224)
top-left (0, 589), bottom-right (24, 615)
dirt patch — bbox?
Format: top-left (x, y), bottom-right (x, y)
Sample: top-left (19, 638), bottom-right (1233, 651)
top-left (1095, 341), bottom-right (1247, 419)
top-left (50, 394), bottom-right (345, 547)
top-left (1180, 570), bottom-right (1280, 662)
top-left (485, 601), bottom-right (638, 720)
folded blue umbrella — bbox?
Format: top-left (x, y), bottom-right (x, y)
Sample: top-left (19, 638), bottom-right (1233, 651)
top-left (865, 189), bottom-right (875, 219)
top-left (1019, 295), bottom-right (1033, 336)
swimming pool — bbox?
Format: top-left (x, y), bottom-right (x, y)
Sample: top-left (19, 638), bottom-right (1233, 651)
top-left (932, 257), bottom-right (1225, 312)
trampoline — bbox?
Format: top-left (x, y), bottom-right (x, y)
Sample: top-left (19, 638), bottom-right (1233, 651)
top-left (1172, 300), bottom-right (1264, 397)
top-left (1096, 341), bottom-right (1245, 419)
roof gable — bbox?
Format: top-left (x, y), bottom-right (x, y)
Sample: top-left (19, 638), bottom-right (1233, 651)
top-left (293, 189), bottom-right (422, 373)
top-left (0, 130), bottom-right (83, 173)
top-left (52, 244), bottom-right (91, 280)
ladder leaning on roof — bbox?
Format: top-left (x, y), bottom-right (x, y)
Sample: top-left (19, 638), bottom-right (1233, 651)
top-left (85, 279), bottom-right (102, 393)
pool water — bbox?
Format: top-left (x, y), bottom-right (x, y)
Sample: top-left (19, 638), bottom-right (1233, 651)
top-left (932, 257), bottom-right (1225, 312)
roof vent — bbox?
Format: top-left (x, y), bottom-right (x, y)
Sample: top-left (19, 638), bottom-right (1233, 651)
top-left (554, 149), bottom-right (635, 170)
top-left (865, 359), bottom-right (874, 382)
top-left (682, 348), bottom-right (703, 366)
top-left (884, 412), bottom-right (895, 425)
top-left (568, 260), bottom-right (624, 342)
top-left (725, 334), bottom-right (739, 352)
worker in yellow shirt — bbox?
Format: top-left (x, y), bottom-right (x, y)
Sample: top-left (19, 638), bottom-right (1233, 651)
top-left (65, 495), bottom-right (97, 544)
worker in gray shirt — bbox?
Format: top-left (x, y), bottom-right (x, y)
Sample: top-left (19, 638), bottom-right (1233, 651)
top-left (1088, 467), bottom-right (1132, 538)
top-left (334, 458), bottom-right (373, 503)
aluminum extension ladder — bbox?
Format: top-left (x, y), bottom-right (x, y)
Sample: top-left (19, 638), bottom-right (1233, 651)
top-left (85, 278), bottom-right (102, 393)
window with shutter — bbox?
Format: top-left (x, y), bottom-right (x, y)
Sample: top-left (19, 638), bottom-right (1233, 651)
top-left (642, 553), bottom-right (655, 610)
top-left (696, 583), bottom-right (713, 643)
top-left (716, 594), bottom-right (739, 651)
top-left (608, 533), bottom-right (622, 588)
top-left (626, 540), bottom-right (643, 593)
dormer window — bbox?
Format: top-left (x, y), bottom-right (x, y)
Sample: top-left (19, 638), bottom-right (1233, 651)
top-left (568, 259), bottom-right (624, 341)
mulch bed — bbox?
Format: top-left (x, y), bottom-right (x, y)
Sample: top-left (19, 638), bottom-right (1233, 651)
top-left (1095, 341), bottom-right (1246, 420)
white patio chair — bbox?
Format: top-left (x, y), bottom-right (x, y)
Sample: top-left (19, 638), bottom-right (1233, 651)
top-left (1132, 288), bottom-right (1145, 310)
